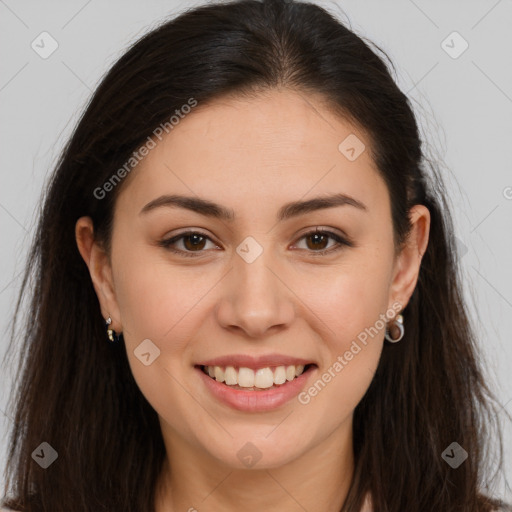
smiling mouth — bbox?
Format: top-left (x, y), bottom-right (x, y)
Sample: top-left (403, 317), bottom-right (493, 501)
top-left (197, 363), bottom-right (316, 391)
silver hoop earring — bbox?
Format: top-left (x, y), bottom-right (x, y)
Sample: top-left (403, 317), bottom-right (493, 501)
top-left (385, 314), bottom-right (404, 343)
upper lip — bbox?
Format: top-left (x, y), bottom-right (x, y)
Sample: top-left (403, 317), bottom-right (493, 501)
top-left (196, 353), bottom-right (316, 370)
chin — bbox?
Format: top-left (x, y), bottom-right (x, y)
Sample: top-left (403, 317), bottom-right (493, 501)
top-left (203, 430), bottom-right (311, 470)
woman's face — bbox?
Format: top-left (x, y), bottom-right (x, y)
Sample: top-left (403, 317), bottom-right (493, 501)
top-left (78, 89), bottom-right (429, 470)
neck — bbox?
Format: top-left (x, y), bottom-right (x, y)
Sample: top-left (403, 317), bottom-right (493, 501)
top-left (155, 418), bottom-right (355, 512)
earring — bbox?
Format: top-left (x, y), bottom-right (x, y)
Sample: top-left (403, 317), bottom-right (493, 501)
top-left (385, 313), bottom-right (404, 343)
top-left (105, 316), bottom-right (123, 343)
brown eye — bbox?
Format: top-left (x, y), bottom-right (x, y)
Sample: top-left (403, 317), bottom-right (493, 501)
top-left (305, 232), bottom-right (330, 251)
top-left (159, 231), bottom-right (217, 257)
top-left (159, 228), bottom-right (353, 258)
top-left (182, 233), bottom-right (207, 251)
top-left (294, 229), bottom-right (353, 256)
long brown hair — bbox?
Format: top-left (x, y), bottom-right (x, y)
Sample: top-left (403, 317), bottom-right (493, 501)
top-left (1, 1), bottom-right (510, 510)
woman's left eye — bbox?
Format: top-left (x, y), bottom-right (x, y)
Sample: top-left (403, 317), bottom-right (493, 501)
top-left (158, 228), bottom-right (352, 258)
top-left (292, 229), bottom-right (352, 255)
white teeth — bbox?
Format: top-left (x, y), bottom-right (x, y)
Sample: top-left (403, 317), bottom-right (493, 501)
top-left (274, 366), bottom-right (287, 385)
top-left (238, 367), bottom-right (255, 387)
top-left (214, 366), bottom-right (225, 383)
top-left (203, 364), bottom-right (308, 389)
top-left (224, 366), bottom-right (237, 385)
top-left (254, 368), bottom-right (274, 389)
top-left (295, 364), bottom-right (305, 377)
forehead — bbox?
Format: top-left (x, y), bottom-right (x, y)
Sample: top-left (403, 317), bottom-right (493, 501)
top-left (117, 89), bottom-right (386, 216)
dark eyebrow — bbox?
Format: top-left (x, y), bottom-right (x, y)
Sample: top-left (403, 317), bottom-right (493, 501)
top-left (139, 192), bottom-right (368, 221)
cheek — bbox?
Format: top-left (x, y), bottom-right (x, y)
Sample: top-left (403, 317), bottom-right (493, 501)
top-left (111, 249), bottom-right (210, 426)
top-left (112, 239), bottom-right (208, 339)
top-left (302, 257), bottom-right (392, 347)
top-left (295, 271), bottom-right (388, 439)
top-left (296, 339), bottom-right (381, 447)
top-left (295, 258), bottom-right (390, 410)
top-left (316, 275), bottom-right (386, 396)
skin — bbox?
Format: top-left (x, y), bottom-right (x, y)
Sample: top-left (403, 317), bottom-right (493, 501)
top-left (76, 89), bottom-right (430, 511)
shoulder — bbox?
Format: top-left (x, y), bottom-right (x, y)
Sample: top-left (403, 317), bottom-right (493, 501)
top-left (1, 508), bottom-right (21, 512)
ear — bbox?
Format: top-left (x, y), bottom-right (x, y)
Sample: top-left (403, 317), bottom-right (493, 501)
top-left (387, 204), bottom-right (430, 313)
top-left (75, 216), bottom-right (122, 332)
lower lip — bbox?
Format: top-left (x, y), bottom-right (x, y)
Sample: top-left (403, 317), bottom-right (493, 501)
top-left (195, 365), bottom-right (317, 412)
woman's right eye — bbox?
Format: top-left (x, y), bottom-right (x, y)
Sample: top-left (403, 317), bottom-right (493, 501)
top-left (158, 231), bottom-right (219, 257)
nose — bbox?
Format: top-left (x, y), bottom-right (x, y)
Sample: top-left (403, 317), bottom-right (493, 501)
top-left (215, 248), bottom-right (295, 339)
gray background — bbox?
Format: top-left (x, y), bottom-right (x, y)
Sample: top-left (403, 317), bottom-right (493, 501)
top-left (0, 0), bottom-right (511, 502)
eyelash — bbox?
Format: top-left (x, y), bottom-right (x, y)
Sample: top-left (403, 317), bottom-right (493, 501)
top-left (158, 228), bottom-right (353, 258)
